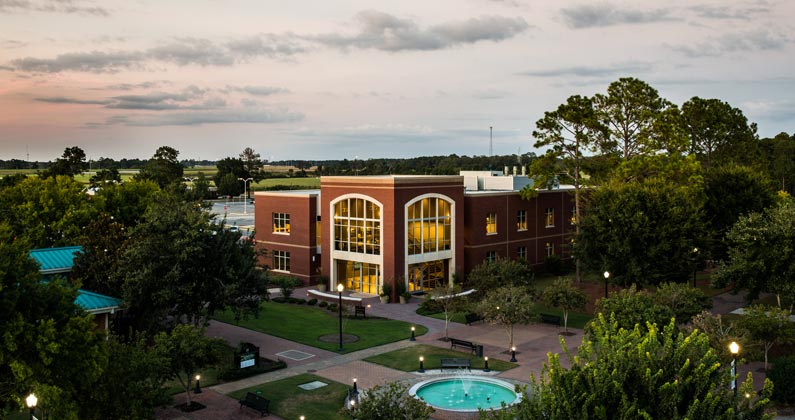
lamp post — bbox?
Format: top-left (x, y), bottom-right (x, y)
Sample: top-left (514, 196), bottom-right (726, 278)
top-left (194, 374), bottom-right (202, 394)
top-left (300, 416), bottom-right (305, 420)
top-left (338, 283), bottom-right (345, 352)
top-left (604, 271), bottom-right (610, 298)
top-left (484, 356), bottom-right (490, 372)
top-left (25, 393), bottom-right (37, 420)
top-left (419, 356), bottom-right (425, 373)
top-left (510, 346), bottom-right (517, 362)
top-left (729, 341), bottom-right (740, 395)
top-left (692, 247), bottom-right (699, 287)
top-left (410, 326), bottom-right (416, 341)
top-left (238, 177), bottom-right (254, 214)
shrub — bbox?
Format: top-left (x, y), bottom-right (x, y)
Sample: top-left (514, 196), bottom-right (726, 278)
top-left (417, 298), bottom-right (444, 315)
top-left (328, 303), bottom-right (338, 311)
top-left (307, 298), bottom-right (318, 306)
top-left (318, 301), bottom-right (328, 308)
top-left (295, 298), bottom-right (307, 305)
top-left (270, 274), bottom-right (302, 299)
top-left (769, 357), bottom-right (795, 404)
top-left (381, 282), bottom-right (392, 297)
top-left (271, 297), bottom-right (287, 303)
top-left (217, 358), bottom-right (287, 381)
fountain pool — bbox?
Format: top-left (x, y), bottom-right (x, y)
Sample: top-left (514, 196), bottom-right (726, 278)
top-left (408, 376), bottom-right (522, 412)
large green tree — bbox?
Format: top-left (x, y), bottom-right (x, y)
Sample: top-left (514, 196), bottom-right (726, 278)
top-left (681, 97), bottom-right (758, 168)
top-left (0, 224), bottom-right (107, 419)
top-left (593, 77), bottom-right (686, 160)
top-left (136, 146), bottom-right (184, 187)
top-left (464, 258), bottom-right (535, 291)
top-left (715, 197), bottom-right (795, 304)
top-left (117, 193), bottom-right (266, 333)
top-left (215, 157), bottom-right (248, 196)
top-left (741, 304), bottom-right (795, 371)
top-left (484, 316), bottom-right (773, 420)
top-left (576, 178), bottom-right (705, 286)
top-left (541, 278), bottom-right (587, 333)
top-left (240, 147), bottom-right (264, 182)
top-left (93, 180), bottom-right (160, 227)
top-left (476, 285), bottom-right (537, 351)
top-left (760, 132), bottom-right (795, 195)
top-left (41, 146), bottom-right (87, 178)
top-left (531, 95), bottom-right (607, 282)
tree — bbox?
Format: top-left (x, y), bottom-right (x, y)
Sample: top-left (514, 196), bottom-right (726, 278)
top-left (430, 281), bottom-right (463, 341)
top-left (93, 180), bottom-right (160, 228)
top-left (117, 193), bottom-right (266, 333)
top-left (0, 223), bottom-right (107, 419)
top-left (217, 172), bottom-right (243, 197)
top-left (153, 324), bottom-right (226, 409)
top-left (703, 165), bottom-right (776, 261)
top-left (594, 285), bottom-right (674, 333)
top-left (652, 282), bottom-right (712, 322)
top-left (136, 146), bottom-right (184, 187)
top-left (576, 178), bottom-right (705, 287)
top-left (188, 172), bottom-right (211, 201)
top-left (541, 278), bottom-right (586, 333)
top-left (741, 304), bottom-right (795, 371)
top-left (476, 285), bottom-right (537, 351)
top-left (689, 311), bottom-right (751, 362)
top-left (343, 382), bottom-right (434, 420)
top-left (0, 175), bottom-right (97, 248)
top-left (715, 197), bottom-right (795, 304)
top-left (681, 97), bottom-right (758, 168)
top-left (72, 213), bottom-right (128, 296)
top-left (464, 258), bottom-right (534, 291)
top-left (240, 147), bottom-right (264, 182)
top-left (89, 168), bottom-right (121, 187)
top-left (41, 146), bottom-right (87, 178)
top-left (484, 315), bottom-right (773, 420)
top-left (761, 132), bottom-right (795, 195)
top-left (532, 95), bottom-right (608, 282)
top-left (215, 157), bottom-right (248, 195)
top-left (593, 77), bottom-right (685, 160)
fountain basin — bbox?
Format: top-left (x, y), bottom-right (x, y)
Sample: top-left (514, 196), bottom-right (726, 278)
top-left (408, 376), bottom-right (522, 412)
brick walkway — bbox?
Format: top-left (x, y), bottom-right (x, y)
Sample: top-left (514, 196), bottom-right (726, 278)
top-left (156, 286), bottom-right (778, 420)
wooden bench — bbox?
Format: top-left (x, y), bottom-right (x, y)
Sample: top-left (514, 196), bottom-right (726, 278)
top-left (449, 338), bottom-right (477, 354)
top-left (440, 357), bottom-right (471, 371)
top-left (540, 313), bottom-right (562, 326)
top-left (464, 313), bottom-right (483, 325)
top-left (239, 392), bottom-right (270, 417)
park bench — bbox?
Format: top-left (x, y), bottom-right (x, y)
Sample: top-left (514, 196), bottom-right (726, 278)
top-left (449, 338), bottom-right (477, 354)
top-left (440, 357), bottom-right (471, 371)
top-left (540, 313), bottom-right (562, 326)
top-left (464, 312), bottom-right (483, 325)
top-left (239, 392), bottom-right (270, 417)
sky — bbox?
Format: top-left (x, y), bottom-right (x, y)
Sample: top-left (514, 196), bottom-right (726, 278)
top-left (1, 0), bottom-right (794, 162)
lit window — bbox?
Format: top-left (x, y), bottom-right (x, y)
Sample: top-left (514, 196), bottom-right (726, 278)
top-left (273, 213), bottom-right (290, 234)
top-left (545, 208), bottom-right (554, 228)
top-left (545, 242), bottom-right (554, 257)
top-left (407, 197), bottom-right (452, 255)
top-left (486, 213), bottom-right (497, 235)
top-left (517, 210), bottom-right (527, 231)
top-left (334, 197), bottom-right (381, 255)
top-left (486, 251), bottom-right (498, 262)
top-left (570, 206), bottom-right (577, 225)
top-left (517, 246), bottom-right (527, 260)
top-left (273, 250), bottom-right (290, 272)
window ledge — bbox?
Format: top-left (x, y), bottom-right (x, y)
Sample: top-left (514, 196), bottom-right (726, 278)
top-left (545, 225), bottom-right (555, 229)
top-left (273, 232), bottom-right (290, 235)
top-left (517, 228), bottom-right (528, 232)
top-left (486, 232), bottom-right (498, 236)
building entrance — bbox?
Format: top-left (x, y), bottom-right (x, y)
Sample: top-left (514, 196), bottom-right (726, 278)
top-left (337, 260), bottom-right (381, 295)
top-left (408, 260), bottom-right (447, 292)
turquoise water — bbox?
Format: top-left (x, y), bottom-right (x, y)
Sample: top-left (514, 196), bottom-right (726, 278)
top-left (415, 378), bottom-right (517, 411)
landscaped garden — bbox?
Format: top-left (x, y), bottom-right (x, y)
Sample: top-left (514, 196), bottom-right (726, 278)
top-left (213, 301), bottom-right (429, 353)
top-left (364, 344), bottom-right (518, 372)
top-left (227, 373), bottom-right (350, 420)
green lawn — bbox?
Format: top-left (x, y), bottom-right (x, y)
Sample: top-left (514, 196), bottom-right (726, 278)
top-left (213, 301), bottom-right (428, 353)
top-left (364, 344), bottom-right (517, 372)
top-left (427, 304), bottom-right (592, 330)
top-left (252, 177), bottom-right (320, 190)
top-left (228, 373), bottom-right (349, 420)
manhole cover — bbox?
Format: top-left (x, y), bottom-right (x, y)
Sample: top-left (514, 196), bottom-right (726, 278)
top-left (276, 350), bottom-right (315, 361)
top-left (318, 333), bottom-right (360, 343)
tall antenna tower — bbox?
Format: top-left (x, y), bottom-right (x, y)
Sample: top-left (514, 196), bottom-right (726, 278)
top-left (489, 126), bottom-right (493, 157)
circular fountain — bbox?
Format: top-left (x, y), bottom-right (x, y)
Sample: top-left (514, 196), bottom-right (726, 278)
top-left (408, 375), bottom-right (522, 412)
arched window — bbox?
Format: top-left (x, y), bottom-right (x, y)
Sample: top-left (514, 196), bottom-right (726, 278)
top-left (406, 196), bottom-right (452, 255)
top-left (333, 197), bottom-right (381, 255)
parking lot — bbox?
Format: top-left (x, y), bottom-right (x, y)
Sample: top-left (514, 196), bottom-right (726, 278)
top-left (210, 198), bottom-right (255, 234)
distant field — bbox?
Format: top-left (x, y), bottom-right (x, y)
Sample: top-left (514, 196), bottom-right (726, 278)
top-left (253, 177), bottom-right (319, 190)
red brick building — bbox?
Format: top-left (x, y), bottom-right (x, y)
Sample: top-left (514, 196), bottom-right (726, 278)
top-left (254, 172), bottom-right (575, 300)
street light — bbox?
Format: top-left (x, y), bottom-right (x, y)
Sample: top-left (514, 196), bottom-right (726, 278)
top-left (484, 356), bottom-right (490, 372)
top-left (25, 393), bottom-right (37, 420)
top-left (729, 341), bottom-right (740, 395)
top-left (238, 177), bottom-right (254, 214)
top-left (410, 326), bottom-right (416, 341)
top-left (604, 271), bottom-right (611, 298)
top-left (510, 346), bottom-right (517, 362)
top-left (194, 374), bottom-right (202, 394)
top-left (338, 283), bottom-right (345, 352)
top-left (419, 356), bottom-right (425, 373)
top-left (692, 247), bottom-right (699, 287)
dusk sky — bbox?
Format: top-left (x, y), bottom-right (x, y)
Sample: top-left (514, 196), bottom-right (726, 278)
top-left (1, 0), bottom-right (793, 162)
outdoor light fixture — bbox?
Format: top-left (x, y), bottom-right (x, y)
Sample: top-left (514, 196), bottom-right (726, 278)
top-left (410, 326), bottom-right (416, 341)
top-left (338, 283), bottom-right (344, 352)
top-left (419, 356), bottom-right (425, 373)
top-left (26, 393), bottom-right (37, 420)
top-left (603, 271), bottom-right (611, 298)
top-left (510, 346), bottom-right (517, 362)
top-left (484, 356), bottom-right (490, 372)
top-left (353, 378), bottom-right (358, 392)
top-left (194, 374), bottom-right (202, 394)
top-left (693, 247), bottom-right (699, 287)
top-left (729, 341), bottom-right (740, 394)
top-left (237, 177), bottom-right (254, 214)
top-left (300, 416), bottom-right (305, 420)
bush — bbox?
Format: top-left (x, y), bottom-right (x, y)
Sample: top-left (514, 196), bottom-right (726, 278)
top-left (307, 298), bottom-right (318, 306)
top-left (770, 357), bottom-right (795, 404)
top-left (295, 298), bottom-right (307, 305)
top-left (328, 303), bottom-right (338, 311)
top-left (270, 274), bottom-right (302, 299)
top-left (217, 358), bottom-right (287, 381)
top-left (318, 301), bottom-right (328, 308)
top-left (271, 297), bottom-right (287, 303)
top-left (381, 282), bottom-right (392, 297)
top-left (417, 298), bottom-right (444, 315)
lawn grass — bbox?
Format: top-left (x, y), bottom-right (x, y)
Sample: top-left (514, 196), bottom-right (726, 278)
top-left (364, 344), bottom-right (517, 372)
top-left (426, 304), bottom-right (592, 330)
top-left (252, 177), bottom-right (320, 190)
top-left (213, 301), bottom-right (428, 353)
top-left (227, 373), bottom-right (349, 420)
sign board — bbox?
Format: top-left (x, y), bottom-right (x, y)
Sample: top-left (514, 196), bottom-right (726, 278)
top-left (240, 353), bottom-right (256, 369)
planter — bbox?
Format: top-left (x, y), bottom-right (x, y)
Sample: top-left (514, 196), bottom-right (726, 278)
top-left (399, 296), bottom-right (407, 304)
top-left (380, 295), bottom-right (389, 304)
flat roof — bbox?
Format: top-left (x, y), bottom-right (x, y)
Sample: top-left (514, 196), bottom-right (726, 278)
top-left (321, 175), bottom-right (463, 186)
top-left (254, 189), bottom-right (320, 197)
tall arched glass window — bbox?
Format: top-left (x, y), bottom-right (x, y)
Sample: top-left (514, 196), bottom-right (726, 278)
top-left (333, 197), bottom-right (381, 255)
top-left (407, 197), bottom-right (452, 255)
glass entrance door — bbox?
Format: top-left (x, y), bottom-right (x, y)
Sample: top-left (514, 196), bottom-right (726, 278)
top-left (337, 260), bottom-right (380, 295)
top-left (408, 260), bottom-right (447, 292)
